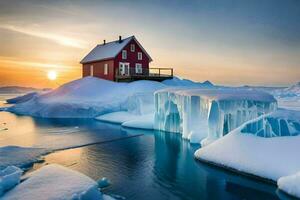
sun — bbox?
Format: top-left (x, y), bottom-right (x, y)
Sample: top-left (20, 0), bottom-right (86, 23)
top-left (47, 70), bottom-right (57, 80)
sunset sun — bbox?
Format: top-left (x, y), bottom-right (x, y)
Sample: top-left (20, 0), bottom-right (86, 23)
top-left (47, 70), bottom-right (57, 80)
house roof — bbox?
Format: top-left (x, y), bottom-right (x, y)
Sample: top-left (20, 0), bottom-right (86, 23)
top-left (80, 36), bottom-right (152, 64)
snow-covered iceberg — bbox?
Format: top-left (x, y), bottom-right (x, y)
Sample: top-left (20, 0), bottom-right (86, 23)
top-left (1, 164), bottom-right (104, 200)
top-left (195, 109), bottom-right (300, 182)
top-left (154, 88), bottom-right (277, 144)
top-left (6, 77), bottom-right (165, 118)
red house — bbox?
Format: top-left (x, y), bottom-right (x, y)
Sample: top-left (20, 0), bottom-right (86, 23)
top-left (80, 36), bottom-right (173, 82)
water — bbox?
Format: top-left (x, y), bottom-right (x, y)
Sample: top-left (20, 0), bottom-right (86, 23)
top-left (0, 95), bottom-right (291, 200)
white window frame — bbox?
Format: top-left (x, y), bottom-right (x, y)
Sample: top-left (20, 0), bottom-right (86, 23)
top-left (90, 65), bottom-right (94, 76)
top-left (138, 52), bottom-right (142, 60)
top-left (119, 62), bottom-right (130, 76)
top-left (135, 63), bottom-right (142, 74)
top-left (130, 44), bottom-right (135, 52)
top-left (122, 50), bottom-right (127, 59)
top-left (104, 63), bottom-right (108, 75)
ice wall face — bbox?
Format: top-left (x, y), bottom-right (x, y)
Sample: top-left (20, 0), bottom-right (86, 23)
top-left (241, 109), bottom-right (300, 137)
top-left (154, 88), bottom-right (277, 144)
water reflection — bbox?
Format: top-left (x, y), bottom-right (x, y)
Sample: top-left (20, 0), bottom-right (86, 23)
top-left (30, 126), bottom-right (282, 200)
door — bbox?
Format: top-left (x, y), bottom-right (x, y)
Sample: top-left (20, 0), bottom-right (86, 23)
top-left (119, 62), bottom-right (130, 76)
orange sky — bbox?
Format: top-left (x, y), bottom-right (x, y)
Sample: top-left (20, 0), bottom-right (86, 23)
top-left (0, 0), bottom-right (299, 88)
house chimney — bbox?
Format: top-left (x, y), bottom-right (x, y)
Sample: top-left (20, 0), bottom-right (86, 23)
top-left (119, 36), bottom-right (122, 43)
top-left (103, 40), bottom-right (106, 45)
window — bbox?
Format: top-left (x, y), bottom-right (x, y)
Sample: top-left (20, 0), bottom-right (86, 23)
top-left (135, 63), bottom-right (142, 74)
top-left (122, 50), bottom-right (127, 59)
top-left (130, 44), bottom-right (135, 52)
top-left (104, 63), bottom-right (108, 75)
top-left (138, 52), bottom-right (142, 60)
top-left (90, 65), bottom-right (94, 76)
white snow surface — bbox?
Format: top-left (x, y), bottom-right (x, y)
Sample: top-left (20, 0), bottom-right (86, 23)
top-left (278, 171), bottom-right (300, 198)
top-left (6, 77), bottom-right (166, 118)
top-left (154, 88), bottom-right (277, 144)
top-left (0, 166), bottom-right (23, 196)
top-left (195, 110), bottom-right (300, 181)
top-left (1, 164), bottom-right (103, 200)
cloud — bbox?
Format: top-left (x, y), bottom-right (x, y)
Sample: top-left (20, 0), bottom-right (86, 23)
top-left (0, 24), bottom-right (87, 49)
top-left (0, 56), bottom-right (78, 70)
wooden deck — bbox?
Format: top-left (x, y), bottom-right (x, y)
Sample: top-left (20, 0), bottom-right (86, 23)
top-left (115, 67), bottom-right (173, 82)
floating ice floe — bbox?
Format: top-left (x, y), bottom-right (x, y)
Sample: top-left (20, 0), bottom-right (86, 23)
top-left (154, 88), bottom-right (277, 145)
top-left (1, 164), bottom-right (113, 200)
top-left (0, 146), bottom-right (47, 170)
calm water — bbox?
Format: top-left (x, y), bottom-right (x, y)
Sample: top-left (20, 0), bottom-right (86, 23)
top-left (0, 95), bottom-right (292, 200)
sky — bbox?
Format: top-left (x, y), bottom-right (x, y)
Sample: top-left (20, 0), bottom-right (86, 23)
top-left (0, 0), bottom-right (299, 88)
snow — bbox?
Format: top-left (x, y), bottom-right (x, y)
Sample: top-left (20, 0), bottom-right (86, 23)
top-left (154, 88), bottom-right (277, 144)
top-left (6, 77), bottom-right (165, 118)
top-left (1, 164), bottom-right (103, 200)
top-left (195, 109), bottom-right (300, 181)
top-left (0, 146), bottom-right (47, 170)
top-left (0, 166), bottom-right (23, 196)
top-left (278, 171), bottom-right (300, 198)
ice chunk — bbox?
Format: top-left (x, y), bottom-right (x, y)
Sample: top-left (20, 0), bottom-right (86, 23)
top-left (1, 164), bottom-right (103, 200)
top-left (278, 171), bottom-right (300, 199)
top-left (241, 109), bottom-right (300, 137)
top-left (154, 88), bottom-right (277, 144)
top-left (0, 166), bottom-right (23, 196)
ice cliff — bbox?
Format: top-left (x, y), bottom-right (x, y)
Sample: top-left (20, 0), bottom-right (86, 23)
top-left (241, 109), bottom-right (300, 137)
top-left (154, 88), bottom-right (277, 144)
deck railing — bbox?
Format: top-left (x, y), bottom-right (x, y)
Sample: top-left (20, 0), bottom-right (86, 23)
top-left (115, 67), bottom-right (173, 78)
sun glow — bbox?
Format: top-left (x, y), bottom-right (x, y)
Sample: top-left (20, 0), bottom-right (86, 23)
top-left (47, 70), bottom-right (57, 80)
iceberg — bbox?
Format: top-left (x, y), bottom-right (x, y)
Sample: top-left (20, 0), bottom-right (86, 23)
top-left (154, 88), bottom-right (277, 144)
